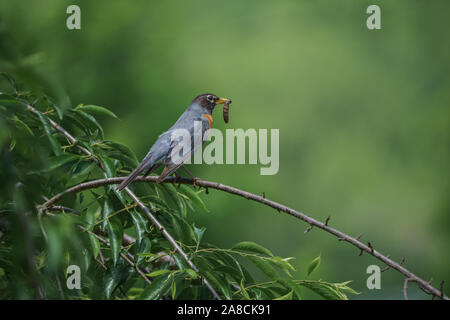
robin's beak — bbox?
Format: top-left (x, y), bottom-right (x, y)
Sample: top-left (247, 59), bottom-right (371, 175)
top-left (215, 97), bottom-right (229, 105)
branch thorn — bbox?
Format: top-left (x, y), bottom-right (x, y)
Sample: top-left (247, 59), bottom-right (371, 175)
top-left (304, 225), bottom-right (313, 234)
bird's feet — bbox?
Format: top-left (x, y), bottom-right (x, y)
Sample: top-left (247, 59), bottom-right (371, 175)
top-left (181, 165), bottom-right (201, 189)
top-left (192, 177), bottom-right (200, 189)
top-left (173, 172), bottom-right (182, 183)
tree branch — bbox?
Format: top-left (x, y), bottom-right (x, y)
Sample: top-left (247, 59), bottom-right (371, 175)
top-left (27, 104), bottom-right (221, 300)
top-left (41, 175), bottom-right (448, 300)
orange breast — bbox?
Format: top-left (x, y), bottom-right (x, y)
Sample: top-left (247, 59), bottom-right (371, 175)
top-left (202, 113), bottom-right (213, 128)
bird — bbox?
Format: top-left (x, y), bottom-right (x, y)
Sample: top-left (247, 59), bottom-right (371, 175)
top-left (116, 93), bottom-right (230, 191)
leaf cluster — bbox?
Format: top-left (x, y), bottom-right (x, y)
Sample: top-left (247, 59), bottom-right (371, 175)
top-left (0, 75), bottom-right (356, 299)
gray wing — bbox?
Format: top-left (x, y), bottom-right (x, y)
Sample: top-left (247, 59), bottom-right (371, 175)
top-left (156, 115), bottom-right (210, 182)
top-left (165, 114), bottom-right (210, 166)
top-left (117, 105), bottom-right (209, 189)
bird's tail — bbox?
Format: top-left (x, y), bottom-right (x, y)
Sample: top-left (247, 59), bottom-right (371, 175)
top-left (117, 160), bottom-right (155, 191)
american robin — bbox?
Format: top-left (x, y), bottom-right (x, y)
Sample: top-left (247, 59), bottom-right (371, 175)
top-left (117, 93), bottom-right (230, 191)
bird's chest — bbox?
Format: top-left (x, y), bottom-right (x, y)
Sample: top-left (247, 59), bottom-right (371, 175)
top-left (201, 113), bottom-right (213, 129)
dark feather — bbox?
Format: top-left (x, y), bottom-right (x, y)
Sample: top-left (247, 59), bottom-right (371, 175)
top-left (117, 162), bottom-right (157, 191)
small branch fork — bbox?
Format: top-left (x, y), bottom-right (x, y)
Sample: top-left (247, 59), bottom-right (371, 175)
top-left (27, 104), bottom-right (221, 300)
top-left (41, 176), bottom-right (449, 300)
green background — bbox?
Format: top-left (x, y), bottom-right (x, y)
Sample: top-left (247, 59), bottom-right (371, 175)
top-left (1, 0), bottom-right (449, 299)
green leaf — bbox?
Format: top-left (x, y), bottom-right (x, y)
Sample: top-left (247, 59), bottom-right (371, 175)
top-left (37, 112), bottom-right (62, 155)
top-left (0, 99), bottom-right (23, 109)
top-left (178, 185), bottom-right (208, 212)
top-left (172, 253), bottom-right (189, 270)
top-left (146, 195), bottom-right (170, 211)
top-left (73, 109), bottom-right (104, 139)
top-left (167, 212), bottom-right (195, 245)
top-left (279, 279), bottom-right (303, 300)
top-left (298, 280), bottom-right (347, 300)
top-left (184, 268), bottom-right (198, 279)
top-left (204, 271), bottom-right (232, 300)
top-left (240, 265), bottom-right (255, 284)
top-left (146, 269), bottom-right (171, 277)
top-left (45, 154), bottom-right (80, 172)
top-left (85, 209), bottom-right (100, 258)
top-left (335, 281), bottom-right (359, 295)
top-left (107, 151), bottom-right (138, 168)
top-left (52, 103), bottom-right (64, 120)
top-left (13, 117), bottom-right (34, 136)
top-left (171, 279), bottom-right (177, 300)
top-left (0, 72), bottom-right (18, 92)
top-left (247, 256), bottom-right (279, 280)
top-left (211, 251), bottom-right (245, 280)
top-left (135, 237), bottom-right (151, 266)
top-left (100, 155), bottom-right (115, 178)
top-left (239, 279), bottom-right (251, 300)
top-left (101, 198), bottom-right (114, 231)
top-left (232, 241), bottom-right (273, 257)
top-left (103, 141), bottom-right (138, 164)
top-left (64, 113), bottom-right (90, 134)
top-left (89, 234), bottom-right (101, 259)
top-left (193, 224), bottom-right (206, 246)
top-left (307, 255), bottom-right (321, 277)
top-left (104, 260), bottom-right (132, 299)
top-left (130, 211), bottom-right (147, 246)
top-left (71, 162), bottom-right (96, 180)
top-left (158, 183), bottom-right (184, 215)
top-left (140, 273), bottom-right (172, 300)
top-left (77, 104), bottom-right (119, 120)
top-left (269, 256), bottom-right (296, 277)
top-left (107, 217), bottom-right (123, 265)
top-left (214, 265), bottom-right (242, 283)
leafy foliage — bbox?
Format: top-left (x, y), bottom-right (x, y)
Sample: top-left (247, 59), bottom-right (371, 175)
top-left (0, 75), bottom-right (356, 299)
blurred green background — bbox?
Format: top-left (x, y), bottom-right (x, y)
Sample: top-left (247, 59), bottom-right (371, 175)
top-left (1, 0), bottom-right (449, 299)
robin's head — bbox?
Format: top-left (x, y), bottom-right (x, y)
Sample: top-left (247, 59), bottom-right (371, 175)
top-left (192, 93), bottom-right (229, 112)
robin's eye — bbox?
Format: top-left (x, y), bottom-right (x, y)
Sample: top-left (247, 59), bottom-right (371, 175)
top-left (207, 95), bottom-right (214, 102)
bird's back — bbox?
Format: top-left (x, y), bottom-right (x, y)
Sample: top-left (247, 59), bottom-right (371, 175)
top-left (145, 103), bottom-right (206, 164)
